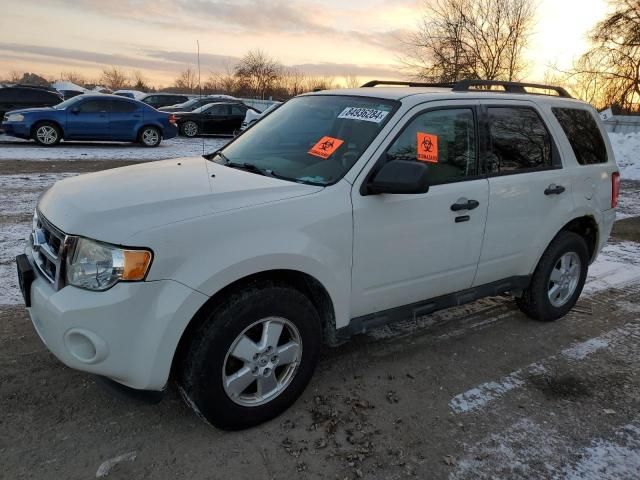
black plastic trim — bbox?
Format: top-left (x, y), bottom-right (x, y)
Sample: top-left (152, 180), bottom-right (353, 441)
top-left (94, 375), bottom-right (165, 404)
top-left (336, 276), bottom-right (531, 340)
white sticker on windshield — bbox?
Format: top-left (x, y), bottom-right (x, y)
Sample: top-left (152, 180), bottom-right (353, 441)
top-left (338, 107), bottom-right (389, 123)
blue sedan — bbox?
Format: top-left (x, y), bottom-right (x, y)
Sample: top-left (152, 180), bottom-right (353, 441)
top-left (1, 94), bottom-right (178, 147)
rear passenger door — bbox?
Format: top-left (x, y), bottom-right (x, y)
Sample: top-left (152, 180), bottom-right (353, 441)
top-left (474, 101), bottom-right (575, 286)
top-left (202, 104), bottom-right (231, 133)
top-left (66, 98), bottom-right (111, 139)
top-left (110, 99), bottom-right (142, 140)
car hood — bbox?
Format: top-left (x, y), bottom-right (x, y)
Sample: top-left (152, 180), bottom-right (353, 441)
top-left (6, 107), bottom-right (56, 116)
top-left (38, 156), bottom-right (323, 244)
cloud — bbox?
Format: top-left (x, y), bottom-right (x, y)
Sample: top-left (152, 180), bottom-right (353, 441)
top-left (0, 42), bottom-right (400, 79)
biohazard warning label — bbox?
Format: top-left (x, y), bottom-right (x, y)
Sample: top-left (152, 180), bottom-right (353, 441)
top-left (416, 132), bottom-right (438, 163)
top-left (308, 136), bottom-right (344, 159)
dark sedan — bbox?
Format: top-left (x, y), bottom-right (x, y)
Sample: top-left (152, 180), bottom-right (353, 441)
top-left (175, 102), bottom-right (257, 136)
top-left (0, 86), bottom-right (63, 119)
top-left (158, 95), bottom-right (240, 113)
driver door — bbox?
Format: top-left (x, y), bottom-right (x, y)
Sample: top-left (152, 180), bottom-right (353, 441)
top-left (350, 103), bottom-right (489, 318)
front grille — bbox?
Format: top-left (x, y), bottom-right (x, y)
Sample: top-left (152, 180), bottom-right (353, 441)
top-left (30, 212), bottom-right (69, 291)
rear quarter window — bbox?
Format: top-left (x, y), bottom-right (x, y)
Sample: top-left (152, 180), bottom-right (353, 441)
top-left (552, 108), bottom-right (608, 165)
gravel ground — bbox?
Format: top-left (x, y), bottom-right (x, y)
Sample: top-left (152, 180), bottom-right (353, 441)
top-left (1, 160), bottom-right (639, 480)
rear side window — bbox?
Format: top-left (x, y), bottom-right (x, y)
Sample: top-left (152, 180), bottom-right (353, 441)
top-left (552, 108), bottom-right (608, 164)
top-left (78, 100), bottom-right (109, 113)
top-left (231, 105), bottom-right (246, 116)
top-left (111, 100), bottom-right (138, 113)
top-left (488, 107), bottom-right (552, 173)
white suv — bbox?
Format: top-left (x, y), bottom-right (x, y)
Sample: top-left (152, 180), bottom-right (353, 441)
top-left (16, 80), bottom-right (620, 430)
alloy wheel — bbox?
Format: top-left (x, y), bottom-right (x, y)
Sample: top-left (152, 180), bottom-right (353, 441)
top-left (222, 317), bottom-right (302, 407)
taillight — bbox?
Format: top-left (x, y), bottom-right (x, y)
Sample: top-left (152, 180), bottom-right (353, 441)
top-left (168, 114), bottom-right (177, 125)
top-left (611, 172), bottom-right (620, 208)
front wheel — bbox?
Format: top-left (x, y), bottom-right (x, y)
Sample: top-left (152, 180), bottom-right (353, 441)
top-left (179, 282), bottom-right (322, 430)
top-left (33, 122), bottom-right (61, 146)
top-left (516, 232), bottom-right (589, 321)
top-left (139, 126), bottom-right (161, 147)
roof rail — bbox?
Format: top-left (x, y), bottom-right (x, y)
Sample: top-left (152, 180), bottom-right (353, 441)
top-left (360, 80), bottom-right (455, 88)
top-left (361, 79), bottom-right (572, 98)
top-left (451, 80), bottom-right (572, 98)
top-left (13, 84), bottom-right (60, 92)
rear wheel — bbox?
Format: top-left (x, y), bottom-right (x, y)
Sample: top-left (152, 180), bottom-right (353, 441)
top-left (33, 122), bottom-right (61, 146)
top-left (181, 121), bottom-right (198, 137)
top-left (179, 282), bottom-right (322, 430)
top-left (139, 126), bottom-right (161, 147)
top-left (516, 232), bottom-right (589, 321)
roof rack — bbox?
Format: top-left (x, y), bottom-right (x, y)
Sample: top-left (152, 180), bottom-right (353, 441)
top-left (361, 79), bottom-right (572, 98)
top-left (360, 80), bottom-right (455, 88)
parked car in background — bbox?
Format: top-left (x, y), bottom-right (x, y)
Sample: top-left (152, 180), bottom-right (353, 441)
top-left (239, 102), bottom-right (282, 132)
top-left (57, 90), bottom-right (85, 100)
top-left (1, 94), bottom-right (177, 147)
top-left (113, 90), bottom-right (146, 100)
top-left (140, 93), bottom-right (191, 109)
top-left (159, 95), bottom-right (240, 113)
top-left (175, 102), bottom-right (257, 136)
top-left (0, 85), bottom-right (63, 119)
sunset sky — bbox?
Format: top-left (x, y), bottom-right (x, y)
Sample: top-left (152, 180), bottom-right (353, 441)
top-left (0, 0), bottom-right (610, 87)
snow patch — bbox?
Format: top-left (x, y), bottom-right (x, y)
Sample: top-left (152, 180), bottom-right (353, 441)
top-left (609, 132), bottom-right (640, 181)
top-left (0, 135), bottom-right (229, 161)
top-left (560, 424), bottom-right (640, 480)
top-left (451, 417), bottom-right (640, 480)
top-left (95, 451), bottom-right (137, 478)
top-left (449, 323), bottom-right (640, 414)
top-left (585, 241), bottom-right (640, 295)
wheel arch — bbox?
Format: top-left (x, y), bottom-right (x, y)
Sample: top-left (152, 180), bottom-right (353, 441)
top-left (531, 214), bottom-right (599, 274)
top-left (170, 269), bottom-right (337, 379)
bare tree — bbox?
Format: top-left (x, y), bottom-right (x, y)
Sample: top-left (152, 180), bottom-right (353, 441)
top-left (205, 65), bottom-right (238, 94)
top-left (60, 71), bottom-right (86, 86)
top-left (173, 66), bottom-right (199, 93)
top-left (101, 66), bottom-right (129, 90)
top-left (131, 70), bottom-right (151, 92)
top-left (343, 75), bottom-right (361, 88)
top-left (564, 0), bottom-right (640, 112)
top-left (403, 0), bottom-right (536, 82)
top-left (305, 75), bottom-right (338, 91)
top-left (8, 71), bottom-right (23, 83)
top-left (281, 68), bottom-right (307, 97)
top-left (234, 49), bottom-right (283, 99)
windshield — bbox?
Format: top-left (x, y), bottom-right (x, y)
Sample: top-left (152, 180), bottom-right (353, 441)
top-left (177, 98), bottom-right (199, 109)
top-left (211, 95), bottom-right (397, 185)
top-left (53, 95), bottom-right (85, 109)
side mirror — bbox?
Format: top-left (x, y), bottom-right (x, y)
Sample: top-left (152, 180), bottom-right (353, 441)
top-left (367, 160), bottom-right (430, 195)
top-left (70, 107), bottom-right (80, 114)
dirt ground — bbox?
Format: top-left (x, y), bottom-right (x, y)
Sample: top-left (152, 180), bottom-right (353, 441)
top-left (1, 161), bottom-right (639, 480)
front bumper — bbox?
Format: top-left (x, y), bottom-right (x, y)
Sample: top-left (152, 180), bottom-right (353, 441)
top-left (1, 122), bottom-right (30, 139)
top-left (24, 248), bottom-right (208, 390)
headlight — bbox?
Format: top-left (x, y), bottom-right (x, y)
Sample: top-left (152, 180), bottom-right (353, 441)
top-left (6, 113), bottom-right (24, 122)
top-left (66, 237), bottom-right (152, 291)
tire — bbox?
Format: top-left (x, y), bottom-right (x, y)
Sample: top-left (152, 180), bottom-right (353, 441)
top-left (139, 126), bottom-right (161, 147)
top-left (516, 231), bottom-right (589, 321)
top-left (33, 122), bottom-right (61, 146)
top-left (179, 282), bottom-right (322, 430)
top-left (181, 121), bottom-right (198, 137)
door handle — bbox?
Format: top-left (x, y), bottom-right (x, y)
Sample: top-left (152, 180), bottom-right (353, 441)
top-left (544, 184), bottom-right (565, 195)
top-left (451, 199), bottom-right (480, 212)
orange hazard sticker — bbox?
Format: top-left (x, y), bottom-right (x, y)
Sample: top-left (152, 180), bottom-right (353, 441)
top-left (308, 136), bottom-right (344, 159)
top-left (417, 132), bottom-right (439, 163)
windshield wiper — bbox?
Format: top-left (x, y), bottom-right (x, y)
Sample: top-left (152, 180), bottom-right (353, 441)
top-left (226, 162), bottom-right (279, 178)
